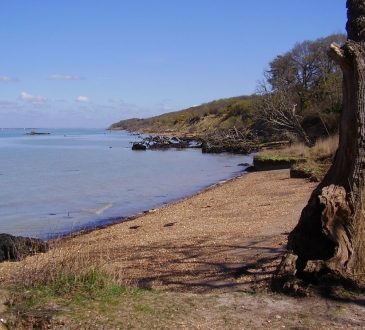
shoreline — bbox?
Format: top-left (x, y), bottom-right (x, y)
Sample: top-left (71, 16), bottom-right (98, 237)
top-left (51, 169), bottom-right (249, 242)
top-left (0, 169), bottom-right (317, 292)
top-left (2, 173), bottom-right (364, 330)
top-left (1, 128), bottom-right (251, 241)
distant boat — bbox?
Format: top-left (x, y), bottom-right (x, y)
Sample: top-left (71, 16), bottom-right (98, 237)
top-left (25, 130), bottom-right (51, 136)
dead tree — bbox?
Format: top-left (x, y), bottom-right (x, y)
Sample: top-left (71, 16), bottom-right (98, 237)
top-left (287, 0), bottom-right (365, 281)
top-left (257, 81), bottom-right (312, 146)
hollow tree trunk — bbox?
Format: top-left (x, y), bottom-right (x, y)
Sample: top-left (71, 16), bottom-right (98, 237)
top-left (287, 0), bottom-right (365, 279)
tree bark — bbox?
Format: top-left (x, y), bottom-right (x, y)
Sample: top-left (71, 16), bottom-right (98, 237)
top-left (287, 0), bottom-right (365, 280)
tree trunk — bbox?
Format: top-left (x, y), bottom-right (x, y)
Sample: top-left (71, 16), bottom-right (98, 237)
top-left (287, 0), bottom-right (365, 280)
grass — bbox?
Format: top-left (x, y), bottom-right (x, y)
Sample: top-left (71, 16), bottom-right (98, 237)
top-left (1, 238), bottom-right (195, 328)
top-left (2, 237), bottom-right (126, 289)
top-left (11, 271), bottom-right (126, 311)
top-left (254, 154), bottom-right (303, 163)
top-left (255, 135), bottom-right (338, 180)
top-left (6, 267), bottom-right (256, 329)
top-left (32, 270), bottom-right (126, 299)
top-left (311, 135), bottom-right (339, 159)
top-left (5, 269), bottom-right (180, 329)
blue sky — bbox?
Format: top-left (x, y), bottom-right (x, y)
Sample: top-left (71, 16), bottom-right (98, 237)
top-left (0, 0), bottom-right (346, 128)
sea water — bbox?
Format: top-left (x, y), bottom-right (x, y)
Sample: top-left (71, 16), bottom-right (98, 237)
top-left (0, 128), bottom-right (252, 239)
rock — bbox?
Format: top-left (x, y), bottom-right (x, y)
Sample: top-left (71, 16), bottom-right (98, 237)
top-left (290, 167), bottom-right (318, 182)
top-left (253, 158), bottom-right (295, 171)
top-left (0, 233), bottom-right (49, 262)
top-left (135, 135), bottom-right (201, 150)
top-left (245, 166), bottom-right (256, 172)
top-left (131, 143), bottom-right (147, 151)
top-left (149, 141), bottom-right (171, 149)
top-left (188, 140), bottom-right (203, 148)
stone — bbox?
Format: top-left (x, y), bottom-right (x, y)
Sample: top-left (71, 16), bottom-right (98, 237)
top-left (0, 233), bottom-right (48, 262)
top-left (131, 143), bottom-right (147, 151)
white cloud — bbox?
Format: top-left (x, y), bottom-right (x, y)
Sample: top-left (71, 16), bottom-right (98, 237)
top-left (19, 91), bottom-right (47, 105)
top-left (48, 74), bottom-right (83, 81)
top-left (0, 76), bottom-right (18, 82)
top-left (76, 95), bottom-right (89, 103)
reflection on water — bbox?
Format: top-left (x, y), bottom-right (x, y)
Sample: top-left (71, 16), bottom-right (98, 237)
top-left (0, 128), bottom-right (252, 239)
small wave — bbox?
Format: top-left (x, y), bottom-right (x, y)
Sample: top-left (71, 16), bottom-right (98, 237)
top-left (87, 203), bottom-right (113, 215)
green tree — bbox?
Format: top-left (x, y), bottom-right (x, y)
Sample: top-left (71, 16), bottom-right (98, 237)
top-left (267, 34), bottom-right (345, 113)
top-left (257, 34), bottom-right (346, 145)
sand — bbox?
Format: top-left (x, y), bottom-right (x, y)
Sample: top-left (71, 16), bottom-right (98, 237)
top-left (29, 169), bottom-right (316, 292)
top-left (3, 169), bottom-right (365, 329)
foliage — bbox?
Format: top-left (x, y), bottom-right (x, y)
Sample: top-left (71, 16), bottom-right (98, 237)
top-left (255, 34), bottom-right (345, 144)
top-left (266, 34), bottom-right (345, 112)
top-left (110, 34), bottom-right (345, 144)
top-left (109, 96), bottom-right (257, 136)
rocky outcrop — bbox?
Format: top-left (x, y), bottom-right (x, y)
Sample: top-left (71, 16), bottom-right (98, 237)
top-left (131, 134), bottom-right (256, 154)
top-left (132, 135), bottom-right (203, 151)
top-left (132, 143), bottom-right (147, 151)
top-left (0, 234), bottom-right (48, 262)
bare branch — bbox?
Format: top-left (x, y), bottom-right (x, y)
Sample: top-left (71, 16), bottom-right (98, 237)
top-left (256, 80), bottom-right (312, 146)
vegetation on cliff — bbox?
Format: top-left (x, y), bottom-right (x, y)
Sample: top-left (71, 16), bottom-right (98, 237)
top-left (110, 95), bottom-right (256, 135)
top-left (110, 33), bottom-right (345, 146)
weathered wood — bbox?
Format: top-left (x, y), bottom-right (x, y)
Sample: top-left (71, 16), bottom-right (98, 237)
top-left (286, 0), bottom-right (365, 281)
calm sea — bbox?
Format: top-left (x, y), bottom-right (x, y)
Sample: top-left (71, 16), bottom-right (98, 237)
top-left (0, 128), bottom-right (252, 239)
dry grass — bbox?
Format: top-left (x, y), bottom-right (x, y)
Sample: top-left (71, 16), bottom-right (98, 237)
top-left (310, 134), bottom-right (339, 160)
top-left (2, 239), bottom-right (126, 290)
top-left (260, 135), bottom-right (338, 160)
top-left (256, 135), bottom-right (339, 180)
top-left (272, 142), bottom-right (310, 159)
